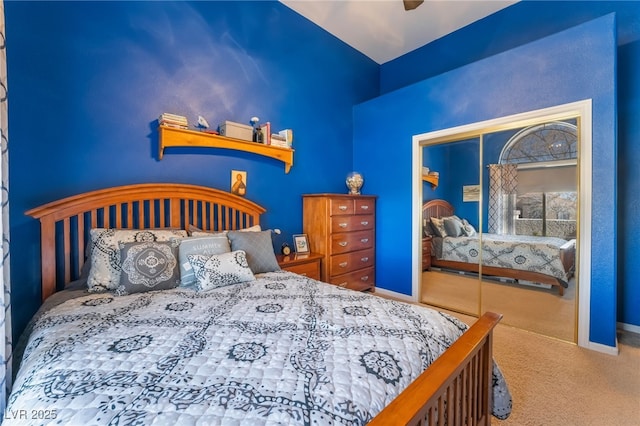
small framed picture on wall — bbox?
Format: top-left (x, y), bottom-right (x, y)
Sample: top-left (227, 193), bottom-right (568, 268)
top-left (293, 234), bottom-right (310, 254)
top-left (231, 170), bottom-right (247, 196)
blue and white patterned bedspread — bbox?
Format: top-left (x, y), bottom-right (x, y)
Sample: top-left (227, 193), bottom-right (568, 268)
top-left (5, 272), bottom-right (511, 425)
top-left (436, 233), bottom-right (574, 285)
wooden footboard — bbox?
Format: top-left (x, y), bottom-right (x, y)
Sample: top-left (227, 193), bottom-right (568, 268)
top-left (370, 312), bottom-right (501, 426)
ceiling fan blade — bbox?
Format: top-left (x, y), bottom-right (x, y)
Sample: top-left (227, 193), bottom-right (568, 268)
top-left (403, 0), bottom-right (424, 11)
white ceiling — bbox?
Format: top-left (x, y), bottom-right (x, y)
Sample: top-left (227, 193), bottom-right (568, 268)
top-left (280, 0), bottom-right (518, 64)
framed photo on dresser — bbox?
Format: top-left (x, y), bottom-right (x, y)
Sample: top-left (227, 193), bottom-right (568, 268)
top-left (293, 234), bottom-right (310, 254)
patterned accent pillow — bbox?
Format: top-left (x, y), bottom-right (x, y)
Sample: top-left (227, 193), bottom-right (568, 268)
top-left (87, 228), bottom-right (188, 292)
top-left (461, 219), bottom-right (478, 237)
top-left (430, 217), bottom-right (448, 238)
top-left (227, 230), bottom-right (281, 274)
top-left (115, 240), bottom-right (180, 296)
top-left (177, 235), bottom-right (231, 287)
top-left (187, 250), bottom-right (255, 291)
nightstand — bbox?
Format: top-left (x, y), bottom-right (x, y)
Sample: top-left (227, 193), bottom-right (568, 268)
top-left (422, 236), bottom-right (433, 271)
top-left (277, 252), bottom-right (323, 280)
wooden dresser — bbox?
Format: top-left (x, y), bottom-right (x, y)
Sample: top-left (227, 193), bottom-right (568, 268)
top-left (302, 194), bottom-right (376, 291)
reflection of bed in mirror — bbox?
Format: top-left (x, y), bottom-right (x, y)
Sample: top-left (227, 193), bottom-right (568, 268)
top-left (422, 199), bottom-right (575, 296)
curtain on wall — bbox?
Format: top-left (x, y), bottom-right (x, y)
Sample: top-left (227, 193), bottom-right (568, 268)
top-left (488, 164), bottom-right (518, 235)
top-left (0, 0), bottom-right (11, 415)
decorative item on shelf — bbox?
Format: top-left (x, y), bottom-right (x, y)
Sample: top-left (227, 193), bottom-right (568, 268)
top-left (159, 112), bottom-right (188, 129)
top-left (196, 115), bottom-right (209, 130)
top-left (250, 116), bottom-right (261, 142)
top-left (293, 234), bottom-right (310, 254)
top-left (346, 171), bottom-right (364, 195)
top-left (219, 120), bottom-right (254, 141)
top-left (260, 122), bottom-right (271, 145)
top-left (281, 243), bottom-right (291, 256)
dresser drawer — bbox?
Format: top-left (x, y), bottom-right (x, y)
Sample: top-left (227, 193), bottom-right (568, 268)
top-left (283, 262), bottom-right (320, 280)
top-left (330, 230), bottom-right (374, 254)
top-left (330, 198), bottom-right (355, 216)
top-left (354, 198), bottom-right (374, 215)
top-left (329, 248), bottom-right (374, 276)
top-left (329, 267), bottom-right (375, 291)
top-left (330, 214), bottom-right (374, 233)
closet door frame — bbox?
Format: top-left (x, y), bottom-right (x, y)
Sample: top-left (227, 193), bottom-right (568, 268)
top-left (411, 99), bottom-right (593, 350)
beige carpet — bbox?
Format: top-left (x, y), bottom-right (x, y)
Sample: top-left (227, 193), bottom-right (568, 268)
top-left (441, 309), bottom-right (640, 425)
top-left (422, 269), bottom-right (576, 342)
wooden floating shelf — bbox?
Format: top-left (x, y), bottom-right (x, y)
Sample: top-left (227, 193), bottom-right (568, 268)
top-left (158, 126), bottom-right (294, 173)
top-left (422, 174), bottom-right (439, 189)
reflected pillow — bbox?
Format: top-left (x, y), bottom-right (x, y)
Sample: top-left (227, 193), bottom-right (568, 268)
top-left (444, 217), bottom-right (464, 237)
top-left (227, 230), bottom-right (280, 274)
top-left (115, 240), bottom-right (180, 296)
top-left (430, 217), bottom-right (448, 238)
top-left (188, 250), bottom-right (255, 291)
top-left (178, 235), bottom-right (231, 287)
top-left (461, 219), bottom-right (477, 237)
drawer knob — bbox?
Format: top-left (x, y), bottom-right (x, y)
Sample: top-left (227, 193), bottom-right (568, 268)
top-left (338, 241), bottom-right (348, 247)
top-left (339, 262), bottom-right (348, 268)
top-left (338, 223), bottom-right (348, 228)
top-left (361, 276), bottom-right (369, 281)
top-left (338, 205), bottom-right (348, 211)
top-left (360, 238), bottom-right (369, 243)
top-left (360, 205), bottom-right (369, 210)
top-left (360, 221), bottom-right (369, 226)
top-left (361, 257), bottom-right (369, 262)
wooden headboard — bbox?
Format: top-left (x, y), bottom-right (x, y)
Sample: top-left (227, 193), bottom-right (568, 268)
top-left (26, 183), bottom-right (266, 301)
top-left (422, 199), bottom-right (454, 222)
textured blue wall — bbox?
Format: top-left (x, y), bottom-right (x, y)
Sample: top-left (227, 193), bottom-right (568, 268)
top-left (354, 16), bottom-right (617, 346)
top-left (5, 1), bottom-right (379, 341)
top-left (382, 1), bottom-right (640, 330)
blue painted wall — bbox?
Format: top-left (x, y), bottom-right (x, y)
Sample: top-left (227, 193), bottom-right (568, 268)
top-left (354, 16), bottom-right (617, 346)
top-left (381, 1), bottom-right (640, 331)
top-left (5, 1), bottom-right (379, 341)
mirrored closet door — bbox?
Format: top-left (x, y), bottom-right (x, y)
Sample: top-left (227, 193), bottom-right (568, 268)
top-left (420, 115), bottom-right (580, 343)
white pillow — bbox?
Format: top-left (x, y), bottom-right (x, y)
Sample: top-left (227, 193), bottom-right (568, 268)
top-left (87, 228), bottom-right (187, 292)
top-left (187, 250), bottom-right (255, 291)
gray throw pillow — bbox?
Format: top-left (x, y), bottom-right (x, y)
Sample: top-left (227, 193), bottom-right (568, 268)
top-left (115, 240), bottom-right (180, 296)
top-left (188, 250), bottom-right (255, 291)
top-left (227, 230), bottom-right (280, 274)
top-left (178, 235), bottom-right (231, 287)
top-left (444, 217), bottom-right (464, 237)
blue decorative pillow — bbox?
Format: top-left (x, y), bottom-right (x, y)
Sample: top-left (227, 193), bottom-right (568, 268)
top-left (227, 230), bottom-right (280, 274)
top-left (188, 250), bottom-right (255, 291)
top-left (116, 240), bottom-right (181, 296)
top-left (177, 235), bottom-right (231, 287)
